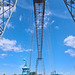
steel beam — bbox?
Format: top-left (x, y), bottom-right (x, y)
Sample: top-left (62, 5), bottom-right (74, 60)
top-left (0, 0), bottom-right (17, 39)
top-left (33, 0), bottom-right (45, 75)
top-left (33, 0), bottom-right (45, 59)
top-left (64, 0), bottom-right (75, 22)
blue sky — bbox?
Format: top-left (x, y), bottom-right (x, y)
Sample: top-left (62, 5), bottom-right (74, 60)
top-left (0, 0), bottom-right (75, 75)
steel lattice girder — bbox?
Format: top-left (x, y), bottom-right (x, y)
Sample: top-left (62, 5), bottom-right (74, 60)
top-left (33, 0), bottom-right (45, 59)
top-left (0, 0), bottom-right (17, 39)
top-left (64, 0), bottom-right (75, 22)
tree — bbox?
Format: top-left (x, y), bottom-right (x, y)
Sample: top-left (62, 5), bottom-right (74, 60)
top-left (31, 72), bottom-right (36, 75)
top-left (13, 74), bottom-right (17, 75)
top-left (18, 74), bottom-right (22, 75)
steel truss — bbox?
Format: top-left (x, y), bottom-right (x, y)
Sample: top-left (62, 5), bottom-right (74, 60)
top-left (0, 0), bottom-right (17, 39)
top-left (33, 0), bottom-right (45, 75)
top-left (64, 0), bottom-right (75, 22)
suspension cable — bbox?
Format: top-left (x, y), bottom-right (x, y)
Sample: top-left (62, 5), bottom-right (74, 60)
top-left (46, 22), bottom-right (55, 74)
top-left (29, 11), bottom-right (34, 73)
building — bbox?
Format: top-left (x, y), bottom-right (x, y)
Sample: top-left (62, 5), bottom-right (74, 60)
top-left (22, 60), bottom-right (30, 75)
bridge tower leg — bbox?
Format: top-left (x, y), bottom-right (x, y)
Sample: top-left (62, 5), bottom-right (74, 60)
top-left (33, 0), bottom-right (45, 75)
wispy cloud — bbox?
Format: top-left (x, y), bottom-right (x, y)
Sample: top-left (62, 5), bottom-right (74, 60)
top-left (0, 38), bottom-right (32, 52)
top-left (57, 72), bottom-right (73, 75)
top-left (55, 26), bottom-right (59, 29)
top-left (0, 54), bottom-right (7, 57)
top-left (17, 0), bottom-right (71, 20)
top-left (25, 28), bottom-right (34, 34)
top-left (50, 10), bottom-right (71, 19)
top-left (0, 5), bottom-right (16, 30)
top-left (65, 49), bottom-right (75, 57)
top-left (45, 10), bottom-right (52, 16)
top-left (44, 10), bottom-right (52, 28)
top-left (17, 0), bottom-right (33, 10)
top-left (19, 65), bottom-right (24, 68)
top-left (51, 20), bottom-right (55, 24)
top-left (19, 15), bottom-right (22, 21)
top-left (0, 5), bottom-right (16, 18)
top-left (0, 19), bottom-right (2, 23)
top-left (0, 72), bottom-right (6, 75)
top-left (7, 23), bottom-right (14, 29)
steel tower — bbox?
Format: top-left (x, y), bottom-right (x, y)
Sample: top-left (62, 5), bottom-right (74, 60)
top-left (64, 0), bottom-right (75, 22)
top-left (33, 0), bottom-right (45, 75)
top-left (0, 0), bottom-right (17, 39)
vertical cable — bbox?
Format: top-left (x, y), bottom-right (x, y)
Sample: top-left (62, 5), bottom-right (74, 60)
top-left (29, 12), bottom-right (34, 73)
top-left (3, 0), bottom-right (4, 30)
top-left (9, 0), bottom-right (10, 16)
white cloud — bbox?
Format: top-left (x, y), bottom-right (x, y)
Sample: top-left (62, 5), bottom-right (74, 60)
top-left (50, 20), bottom-right (55, 25)
top-left (64, 35), bottom-right (75, 57)
top-left (65, 49), bottom-right (75, 57)
top-left (44, 20), bottom-right (55, 28)
top-left (51, 20), bottom-right (55, 24)
top-left (17, 0), bottom-right (33, 10)
top-left (51, 9), bottom-right (71, 19)
top-left (0, 54), bottom-right (7, 56)
top-left (25, 28), bottom-right (34, 34)
top-left (58, 72), bottom-right (72, 75)
top-left (0, 19), bottom-right (14, 29)
top-left (34, 10), bottom-right (51, 29)
top-left (3, 64), bottom-right (9, 66)
top-left (51, 72), bottom-right (74, 75)
top-left (44, 10), bottom-right (52, 28)
top-left (44, 22), bottom-right (48, 28)
top-left (44, 10), bottom-right (55, 28)
top-left (55, 26), bottom-right (59, 29)
top-left (13, 6), bottom-right (16, 12)
top-left (7, 23), bottom-right (14, 29)
top-left (0, 2), bottom-right (16, 31)
top-left (45, 10), bottom-right (52, 16)
top-left (32, 10), bottom-right (52, 30)
top-left (0, 38), bottom-right (32, 52)
top-left (64, 35), bottom-right (75, 48)
top-left (9, 54), bottom-right (13, 56)
top-left (0, 5), bottom-right (16, 18)
top-left (0, 19), bottom-right (2, 23)
top-left (45, 0), bottom-right (48, 3)
top-left (0, 72), bottom-right (6, 75)
top-left (19, 15), bottom-right (22, 21)
top-left (64, 10), bottom-right (67, 14)
top-left (20, 65), bottom-right (24, 68)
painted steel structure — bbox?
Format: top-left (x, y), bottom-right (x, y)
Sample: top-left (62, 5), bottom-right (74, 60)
top-left (33, 0), bottom-right (45, 75)
top-left (0, 0), bottom-right (17, 39)
top-left (64, 0), bottom-right (75, 22)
